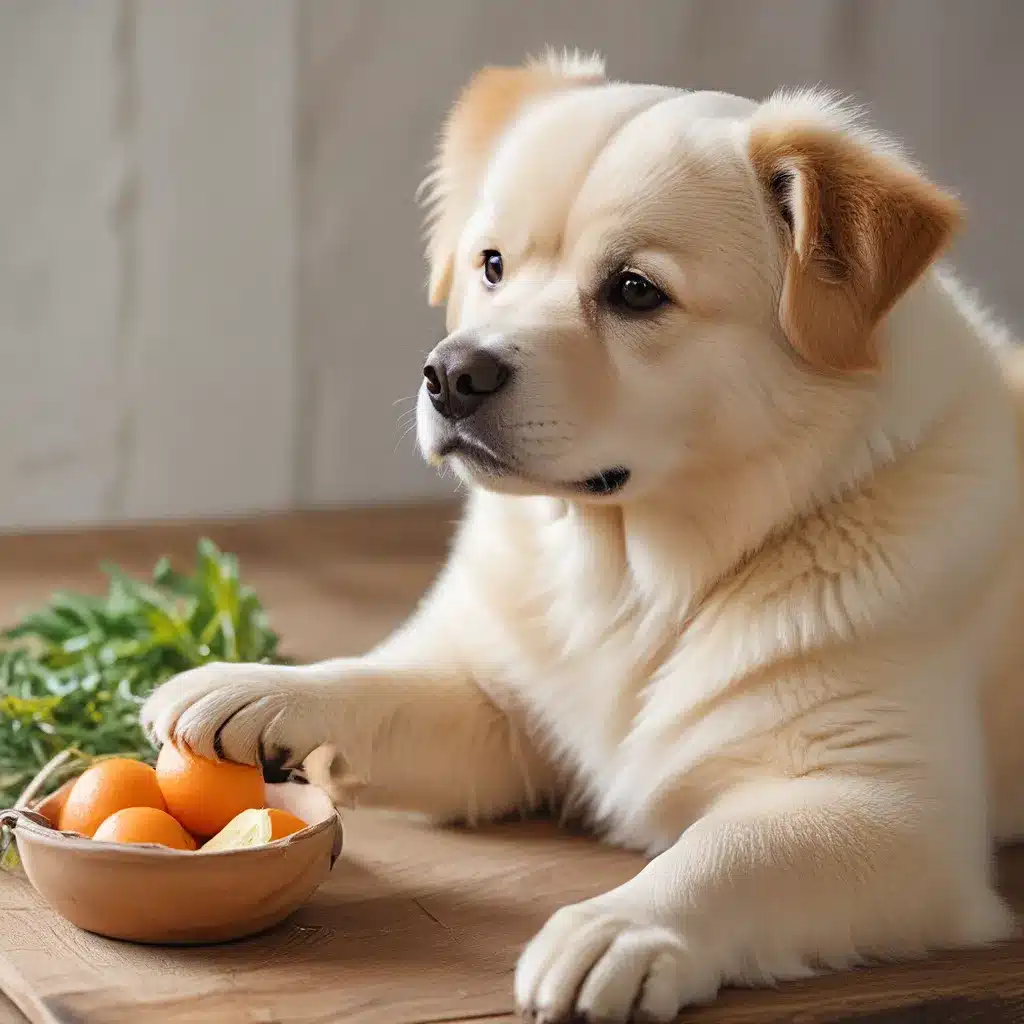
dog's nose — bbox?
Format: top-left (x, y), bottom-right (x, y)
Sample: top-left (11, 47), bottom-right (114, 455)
top-left (423, 344), bottom-right (511, 420)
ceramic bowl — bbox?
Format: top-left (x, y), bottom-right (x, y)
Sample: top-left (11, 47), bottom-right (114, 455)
top-left (2, 775), bottom-right (343, 944)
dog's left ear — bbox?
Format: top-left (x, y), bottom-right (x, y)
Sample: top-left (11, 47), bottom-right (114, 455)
top-left (748, 97), bottom-right (962, 373)
top-left (421, 50), bottom-right (605, 307)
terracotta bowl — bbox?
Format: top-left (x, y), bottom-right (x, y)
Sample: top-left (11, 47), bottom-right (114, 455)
top-left (2, 775), bottom-right (343, 944)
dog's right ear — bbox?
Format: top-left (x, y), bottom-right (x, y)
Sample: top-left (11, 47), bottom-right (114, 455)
top-left (421, 51), bottom-right (605, 307)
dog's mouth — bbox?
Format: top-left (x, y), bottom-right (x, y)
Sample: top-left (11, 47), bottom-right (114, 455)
top-left (433, 438), bottom-right (630, 498)
top-left (435, 436), bottom-right (508, 476)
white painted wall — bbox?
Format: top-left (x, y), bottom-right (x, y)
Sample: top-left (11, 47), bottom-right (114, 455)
top-left (0, 1), bottom-right (123, 528)
top-left (1, 0), bottom-right (1022, 529)
top-left (0, 0), bottom-right (295, 529)
top-left (123, 3), bottom-right (296, 522)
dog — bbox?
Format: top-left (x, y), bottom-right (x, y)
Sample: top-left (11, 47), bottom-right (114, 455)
top-left (143, 51), bottom-right (1024, 1022)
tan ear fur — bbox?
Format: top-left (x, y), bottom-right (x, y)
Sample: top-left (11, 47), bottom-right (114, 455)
top-left (749, 116), bottom-right (962, 373)
top-left (422, 51), bottom-right (605, 306)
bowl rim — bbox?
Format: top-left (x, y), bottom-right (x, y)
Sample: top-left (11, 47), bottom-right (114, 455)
top-left (7, 803), bottom-right (342, 860)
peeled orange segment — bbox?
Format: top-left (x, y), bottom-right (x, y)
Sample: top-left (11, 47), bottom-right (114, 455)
top-left (200, 808), bottom-right (274, 852)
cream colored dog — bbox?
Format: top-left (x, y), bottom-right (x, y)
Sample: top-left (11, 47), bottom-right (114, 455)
top-left (144, 52), bottom-right (1024, 1021)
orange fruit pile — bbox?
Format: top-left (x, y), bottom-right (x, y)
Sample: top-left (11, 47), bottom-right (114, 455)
top-left (56, 747), bottom-right (308, 852)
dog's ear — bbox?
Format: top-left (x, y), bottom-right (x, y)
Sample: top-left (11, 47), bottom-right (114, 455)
top-left (748, 95), bottom-right (962, 373)
top-left (421, 51), bottom-right (605, 307)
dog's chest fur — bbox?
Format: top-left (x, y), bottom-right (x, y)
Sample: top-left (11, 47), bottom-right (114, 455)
top-left (452, 408), bottom-right (1019, 851)
top-left (456, 492), bottom-right (776, 851)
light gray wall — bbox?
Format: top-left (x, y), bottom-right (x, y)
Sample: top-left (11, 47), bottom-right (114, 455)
top-left (0, 1), bottom-right (295, 529)
top-left (2, 0), bottom-right (1021, 529)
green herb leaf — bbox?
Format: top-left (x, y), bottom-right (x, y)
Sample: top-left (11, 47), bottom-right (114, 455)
top-left (0, 539), bottom-right (285, 807)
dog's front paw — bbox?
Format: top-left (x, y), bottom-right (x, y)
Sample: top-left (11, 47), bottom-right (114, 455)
top-left (515, 902), bottom-right (718, 1023)
top-left (141, 662), bottom-right (329, 768)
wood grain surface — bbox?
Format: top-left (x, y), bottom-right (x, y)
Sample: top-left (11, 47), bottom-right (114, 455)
top-left (1, 506), bottom-right (1022, 1024)
top-left (0, 993), bottom-right (25, 1024)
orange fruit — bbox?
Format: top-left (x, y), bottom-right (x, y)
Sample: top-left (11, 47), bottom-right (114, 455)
top-left (93, 807), bottom-right (197, 850)
top-left (267, 808), bottom-right (308, 840)
top-left (155, 742), bottom-right (265, 837)
top-left (200, 807), bottom-right (309, 852)
top-left (36, 779), bottom-right (73, 828)
top-left (58, 758), bottom-right (167, 838)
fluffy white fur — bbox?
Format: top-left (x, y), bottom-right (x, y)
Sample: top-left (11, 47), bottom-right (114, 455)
top-left (144, 52), bottom-right (1024, 1022)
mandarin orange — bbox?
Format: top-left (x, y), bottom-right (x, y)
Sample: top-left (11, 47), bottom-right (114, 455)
top-left (58, 758), bottom-right (167, 838)
top-left (155, 742), bottom-right (265, 837)
top-left (266, 808), bottom-right (308, 840)
top-left (93, 806), bottom-right (197, 850)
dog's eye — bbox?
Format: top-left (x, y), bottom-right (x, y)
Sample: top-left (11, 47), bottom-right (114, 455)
top-left (605, 270), bottom-right (666, 313)
top-left (482, 250), bottom-right (504, 287)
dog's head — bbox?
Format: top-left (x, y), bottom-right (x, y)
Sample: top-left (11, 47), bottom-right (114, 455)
top-left (416, 51), bottom-right (961, 503)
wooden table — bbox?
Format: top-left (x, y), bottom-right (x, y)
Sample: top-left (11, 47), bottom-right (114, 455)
top-left (1, 508), bottom-right (1023, 1024)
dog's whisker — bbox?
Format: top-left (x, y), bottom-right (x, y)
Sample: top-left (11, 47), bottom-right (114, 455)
top-left (394, 424), bottom-right (418, 454)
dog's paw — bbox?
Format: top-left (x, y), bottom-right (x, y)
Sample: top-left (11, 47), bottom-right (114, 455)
top-left (141, 662), bottom-right (329, 769)
top-left (515, 902), bottom-right (718, 1023)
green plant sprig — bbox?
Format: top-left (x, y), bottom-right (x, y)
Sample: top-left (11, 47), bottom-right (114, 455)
top-left (0, 538), bottom-right (285, 810)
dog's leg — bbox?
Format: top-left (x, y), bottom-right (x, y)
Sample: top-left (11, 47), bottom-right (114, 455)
top-left (516, 774), bottom-right (1013, 1022)
top-left (141, 610), bottom-right (555, 824)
